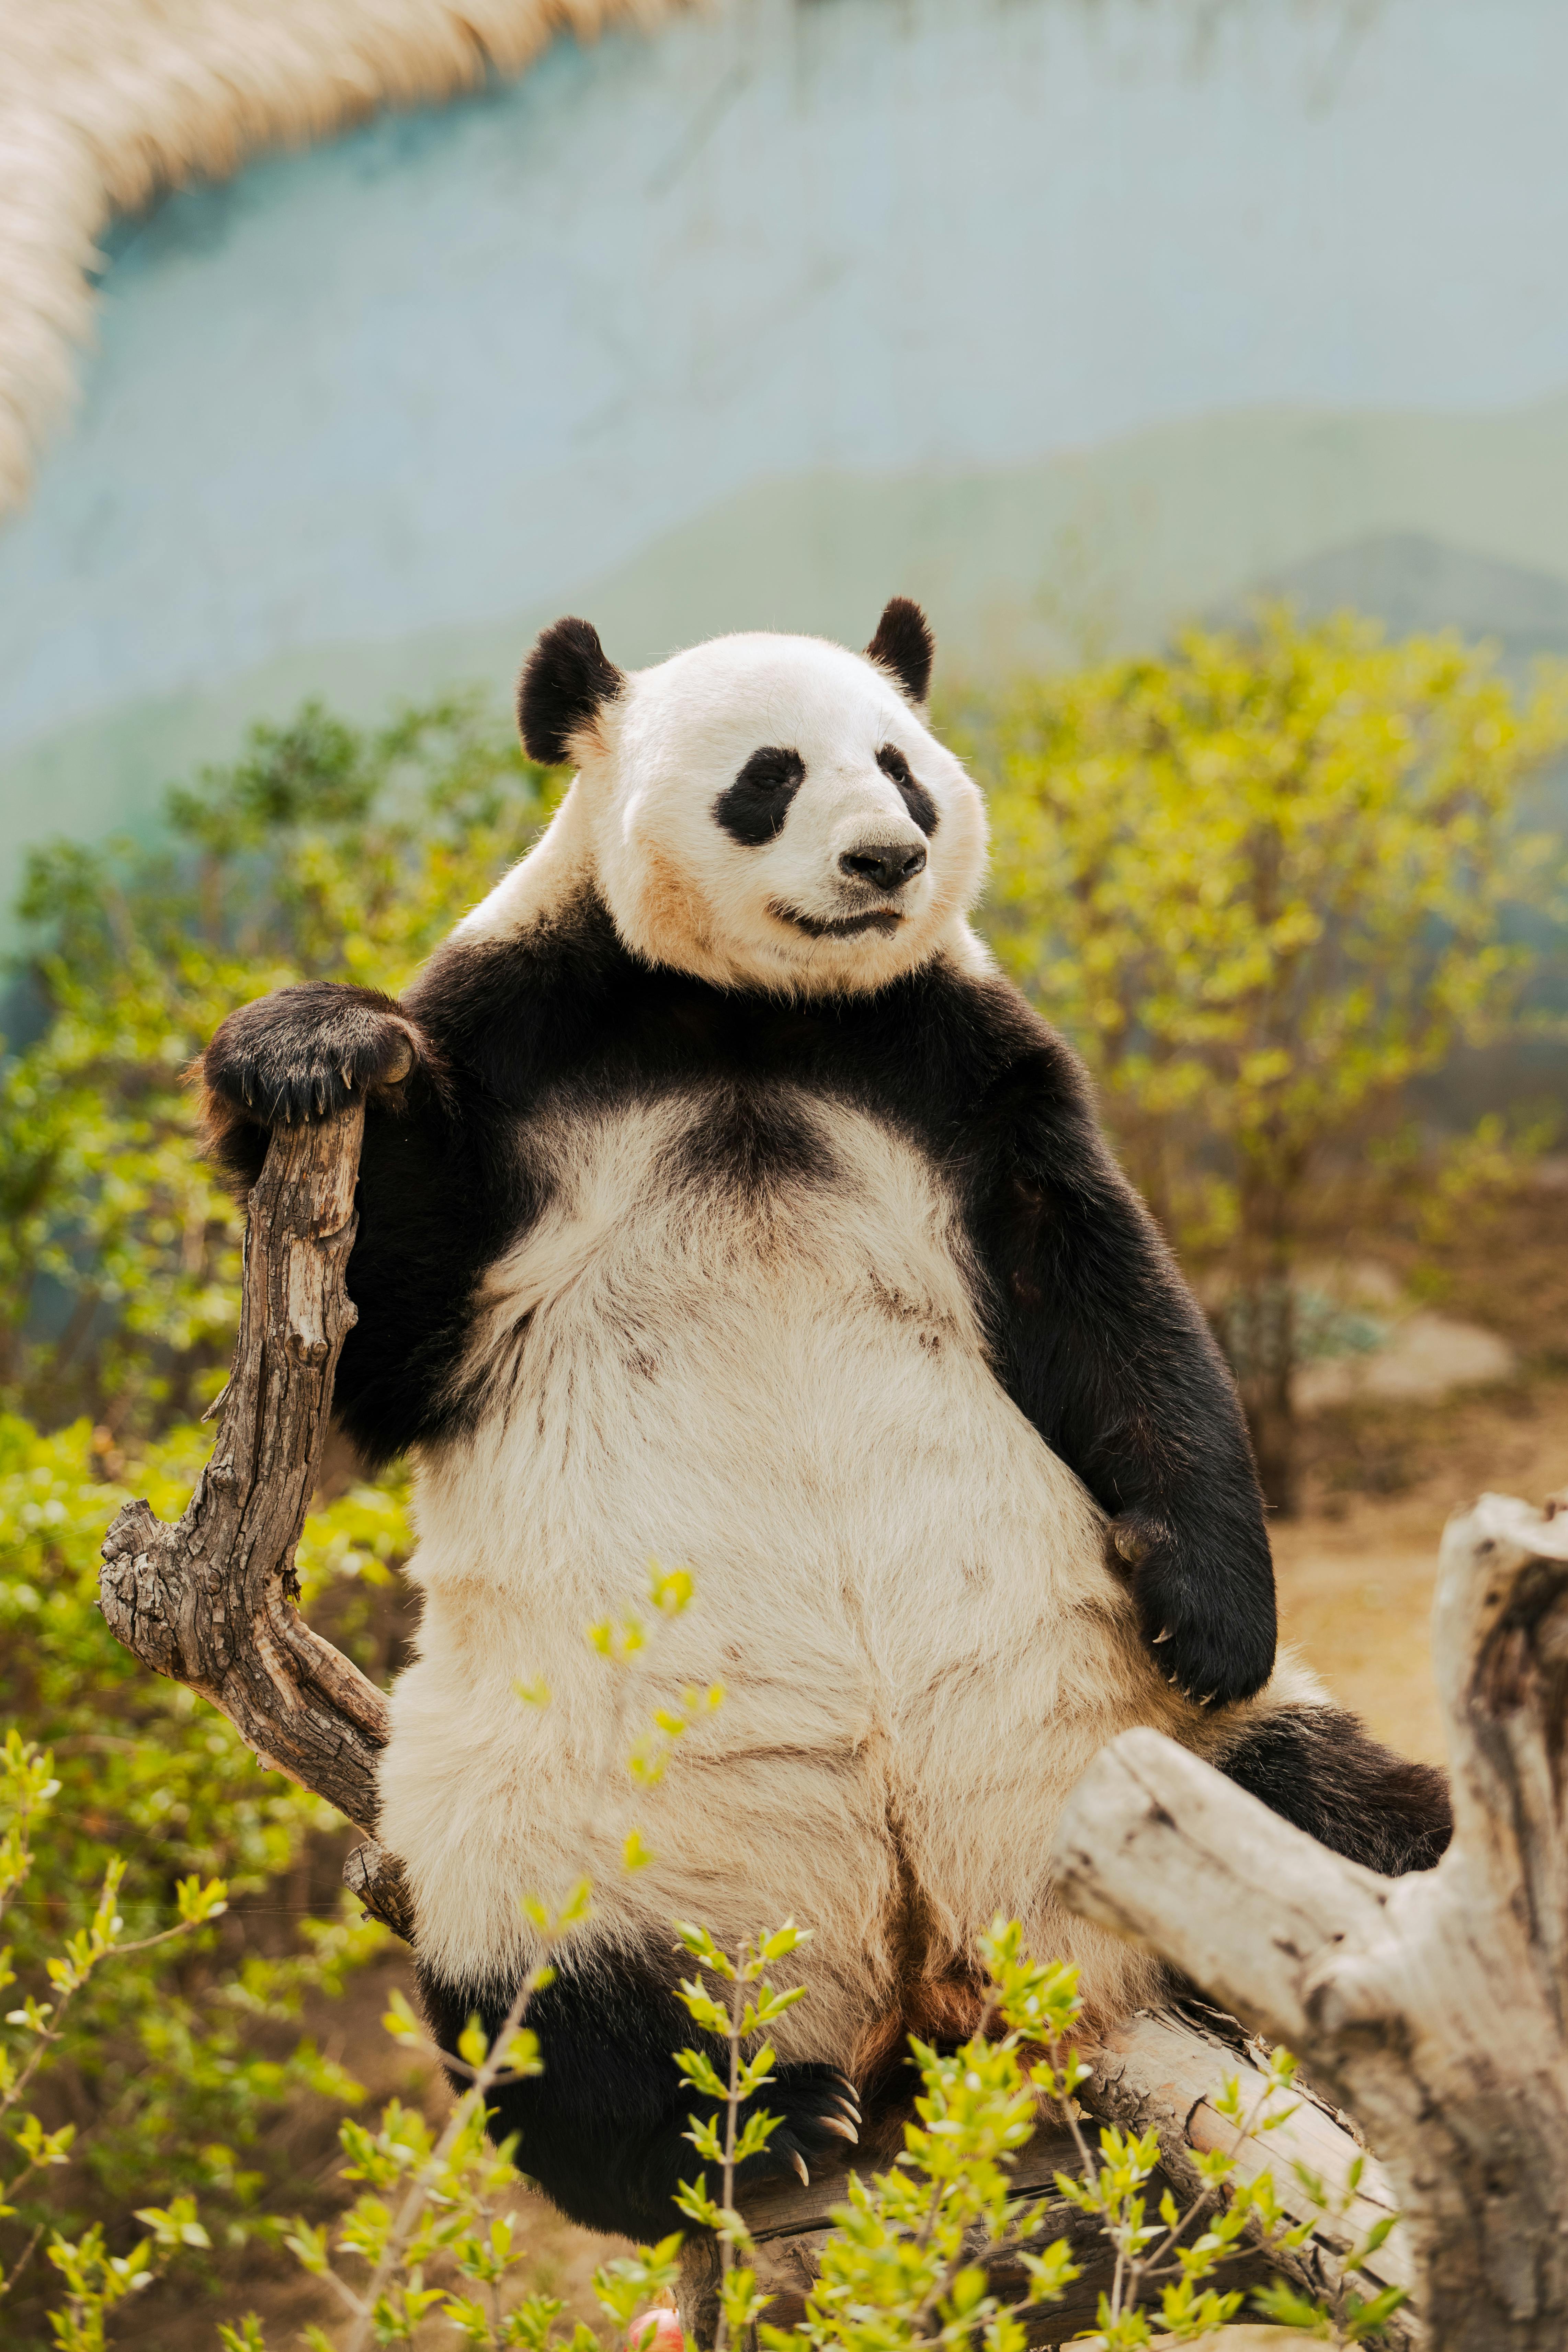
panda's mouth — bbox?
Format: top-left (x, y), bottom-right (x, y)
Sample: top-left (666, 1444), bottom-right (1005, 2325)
top-left (771, 903), bottom-right (905, 941)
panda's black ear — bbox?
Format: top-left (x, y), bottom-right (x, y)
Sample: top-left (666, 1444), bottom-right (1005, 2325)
top-left (865, 597), bottom-right (934, 708)
top-left (518, 617), bottom-right (625, 766)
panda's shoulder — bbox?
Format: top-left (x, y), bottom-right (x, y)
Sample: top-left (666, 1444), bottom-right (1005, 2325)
top-left (405, 887), bottom-right (639, 1091)
top-left (857, 948), bottom-right (1098, 1141)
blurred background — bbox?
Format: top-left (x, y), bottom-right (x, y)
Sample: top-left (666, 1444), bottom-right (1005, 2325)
top-left (1, 1), bottom-right (1564, 2343)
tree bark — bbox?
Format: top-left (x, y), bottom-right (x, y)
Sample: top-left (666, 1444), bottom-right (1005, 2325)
top-left (97, 1109), bottom-right (413, 1940)
top-left (1051, 1488), bottom-right (1568, 2352)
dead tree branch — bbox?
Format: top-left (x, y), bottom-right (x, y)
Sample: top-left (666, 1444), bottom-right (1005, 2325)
top-left (97, 1108), bottom-right (413, 1939)
top-left (1052, 1490), bottom-right (1568, 2352)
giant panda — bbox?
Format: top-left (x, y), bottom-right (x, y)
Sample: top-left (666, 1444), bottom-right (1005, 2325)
top-left (202, 600), bottom-right (1450, 2243)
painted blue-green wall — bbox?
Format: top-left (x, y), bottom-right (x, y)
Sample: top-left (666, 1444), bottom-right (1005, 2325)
top-left (4, 0), bottom-right (1568, 933)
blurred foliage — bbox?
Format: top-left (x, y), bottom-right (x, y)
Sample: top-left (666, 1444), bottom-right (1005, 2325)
top-left (0, 1412), bottom-right (412, 2344)
top-left (958, 607), bottom-right (1568, 1502)
top-left (1, 695), bottom-right (558, 1434)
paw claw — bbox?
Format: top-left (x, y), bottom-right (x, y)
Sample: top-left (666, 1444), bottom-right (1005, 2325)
top-left (821, 2116), bottom-right (858, 2144)
top-left (1152, 1626), bottom-right (1172, 1644)
top-left (789, 2150), bottom-right (810, 2188)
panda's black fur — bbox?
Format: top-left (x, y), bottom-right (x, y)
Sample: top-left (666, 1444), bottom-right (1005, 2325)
top-left (202, 604), bottom-right (1450, 2245)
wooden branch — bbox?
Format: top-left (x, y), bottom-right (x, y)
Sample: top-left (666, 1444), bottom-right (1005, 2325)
top-left (97, 1109), bottom-right (414, 1941)
top-left (1052, 1490), bottom-right (1568, 2352)
top-left (1087, 2006), bottom-right (1414, 2325)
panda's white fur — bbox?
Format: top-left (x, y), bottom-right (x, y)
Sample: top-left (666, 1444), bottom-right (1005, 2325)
top-left (376, 625), bottom-right (1321, 2062)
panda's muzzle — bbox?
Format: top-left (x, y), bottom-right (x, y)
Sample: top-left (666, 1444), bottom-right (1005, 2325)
top-left (771, 837), bottom-right (927, 940)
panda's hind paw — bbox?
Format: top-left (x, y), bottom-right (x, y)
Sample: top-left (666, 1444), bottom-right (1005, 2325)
top-left (733, 2064), bottom-right (861, 2195)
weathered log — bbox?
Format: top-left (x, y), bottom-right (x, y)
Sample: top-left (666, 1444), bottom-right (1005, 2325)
top-left (1052, 1489), bottom-right (1568, 2352)
top-left (1085, 2004), bottom-right (1413, 2323)
top-left (97, 1107), bottom-right (414, 1940)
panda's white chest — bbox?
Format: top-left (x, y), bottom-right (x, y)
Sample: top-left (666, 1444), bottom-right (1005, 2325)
top-left (409, 1083), bottom-right (1101, 1657)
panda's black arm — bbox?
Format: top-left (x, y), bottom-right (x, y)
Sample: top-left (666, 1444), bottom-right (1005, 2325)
top-left (971, 1049), bottom-right (1276, 1710)
top-left (200, 980), bottom-right (503, 1467)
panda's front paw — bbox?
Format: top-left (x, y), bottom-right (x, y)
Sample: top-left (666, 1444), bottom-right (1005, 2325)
top-left (204, 983), bottom-right (424, 1128)
top-left (1111, 1511), bottom-right (1276, 1709)
top-left (724, 2063), bottom-right (862, 2194)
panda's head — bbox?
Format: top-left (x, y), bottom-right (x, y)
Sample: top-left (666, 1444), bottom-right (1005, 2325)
top-left (510, 600), bottom-right (989, 995)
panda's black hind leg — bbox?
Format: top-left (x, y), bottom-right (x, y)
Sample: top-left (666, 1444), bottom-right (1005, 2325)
top-left (1217, 1703), bottom-right (1452, 1876)
top-left (418, 1951), bottom-right (861, 2242)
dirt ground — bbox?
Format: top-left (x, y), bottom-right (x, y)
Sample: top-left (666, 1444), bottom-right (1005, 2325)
top-left (1279, 1371), bottom-right (1568, 1762)
top-left (113, 1187), bottom-right (1568, 2347)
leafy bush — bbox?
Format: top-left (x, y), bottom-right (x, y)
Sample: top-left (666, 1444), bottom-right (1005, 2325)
top-left (963, 607), bottom-right (1568, 1503)
top-left (0, 1416), bottom-right (406, 2344)
top-left (2, 696), bottom-right (555, 1432)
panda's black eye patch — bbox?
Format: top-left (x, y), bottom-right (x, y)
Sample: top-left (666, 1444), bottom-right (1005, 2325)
top-left (876, 743), bottom-right (939, 837)
top-left (713, 746), bottom-right (806, 848)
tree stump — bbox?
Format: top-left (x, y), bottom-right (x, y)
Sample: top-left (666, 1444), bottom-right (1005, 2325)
top-left (1051, 1489), bottom-right (1568, 2352)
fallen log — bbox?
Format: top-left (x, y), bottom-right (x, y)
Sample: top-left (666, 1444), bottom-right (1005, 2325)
top-left (1052, 1489), bottom-right (1568, 2352)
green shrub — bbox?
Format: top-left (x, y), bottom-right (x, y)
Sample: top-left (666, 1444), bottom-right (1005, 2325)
top-left (0, 1414), bottom-right (408, 2343)
top-left (2, 696), bottom-right (556, 1432)
top-left (963, 607), bottom-right (1568, 1503)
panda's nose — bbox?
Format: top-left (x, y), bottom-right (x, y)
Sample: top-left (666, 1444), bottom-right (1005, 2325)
top-left (839, 841), bottom-right (928, 893)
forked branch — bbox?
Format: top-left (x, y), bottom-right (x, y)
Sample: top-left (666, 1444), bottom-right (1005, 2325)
top-left (97, 1109), bottom-right (413, 1939)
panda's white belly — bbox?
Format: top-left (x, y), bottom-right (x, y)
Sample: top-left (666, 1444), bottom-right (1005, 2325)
top-left (379, 1084), bottom-right (1186, 2049)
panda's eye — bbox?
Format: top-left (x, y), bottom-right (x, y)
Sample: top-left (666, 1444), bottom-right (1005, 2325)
top-left (738, 746), bottom-right (804, 791)
top-left (876, 742), bottom-right (939, 838)
top-left (713, 746), bottom-right (806, 847)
